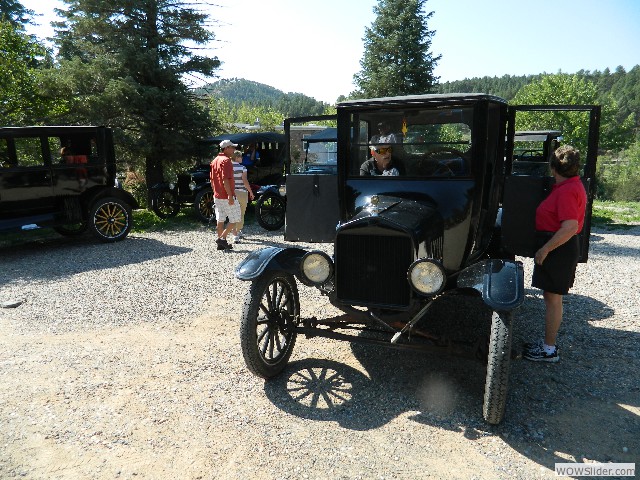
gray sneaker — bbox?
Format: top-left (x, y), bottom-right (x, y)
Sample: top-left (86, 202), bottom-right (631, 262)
top-left (523, 339), bottom-right (543, 352)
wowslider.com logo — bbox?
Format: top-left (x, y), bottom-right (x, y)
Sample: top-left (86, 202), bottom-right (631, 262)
top-left (555, 463), bottom-right (635, 477)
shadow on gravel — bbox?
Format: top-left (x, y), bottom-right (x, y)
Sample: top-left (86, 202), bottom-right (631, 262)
top-left (0, 236), bottom-right (191, 282)
top-left (263, 293), bottom-right (639, 469)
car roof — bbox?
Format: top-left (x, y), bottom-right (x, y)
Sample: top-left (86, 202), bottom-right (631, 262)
top-left (0, 125), bottom-right (105, 138)
top-left (514, 130), bottom-right (562, 142)
top-left (303, 127), bottom-right (337, 143)
top-left (337, 93), bottom-right (508, 109)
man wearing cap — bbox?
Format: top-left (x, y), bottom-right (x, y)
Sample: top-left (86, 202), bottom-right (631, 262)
top-left (360, 141), bottom-right (400, 176)
top-left (210, 140), bottom-right (242, 250)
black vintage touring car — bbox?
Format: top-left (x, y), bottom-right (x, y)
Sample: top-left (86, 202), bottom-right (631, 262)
top-left (0, 126), bottom-right (138, 242)
top-left (235, 94), bottom-right (600, 424)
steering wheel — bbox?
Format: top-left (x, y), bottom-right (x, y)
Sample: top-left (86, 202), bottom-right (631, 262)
top-left (413, 147), bottom-right (466, 177)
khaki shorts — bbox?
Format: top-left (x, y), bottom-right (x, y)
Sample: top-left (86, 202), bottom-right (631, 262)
top-left (214, 198), bottom-right (241, 224)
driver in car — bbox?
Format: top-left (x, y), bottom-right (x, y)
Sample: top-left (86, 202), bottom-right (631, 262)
top-left (360, 141), bottom-right (400, 176)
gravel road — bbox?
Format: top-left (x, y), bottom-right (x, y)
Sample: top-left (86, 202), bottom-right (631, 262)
top-left (1, 222), bottom-right (639, 479)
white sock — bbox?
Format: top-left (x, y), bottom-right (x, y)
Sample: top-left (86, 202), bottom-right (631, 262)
top-left (543, 343), bottom-right (556, 355)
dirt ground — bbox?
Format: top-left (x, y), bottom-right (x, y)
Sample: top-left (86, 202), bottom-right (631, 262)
top-left (1, 227), bottom-right (639, 479)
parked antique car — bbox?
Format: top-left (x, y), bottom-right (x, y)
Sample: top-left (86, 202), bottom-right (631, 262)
top-left (0, 125), bottom-right (138, 242)
top-left (235, 93), bottom-right (600, 424)
top-left (150, 131), bottom-right (286, 222)
top-left (254, 120), bottom-right (338, 231)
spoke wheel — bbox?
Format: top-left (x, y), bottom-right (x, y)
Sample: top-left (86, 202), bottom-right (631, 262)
top-left (240, 271), bottom-right (299, 378)
top-left (256, 193), bottom-right (286, 231)
top-left (194, 189), bottom-right (215, 223)
top-left (151, 190), bottom-right (179, 219)
top-left (483, 310), bottom-right (513, 424)
top-left (88, 197), bottom-right (132, 242)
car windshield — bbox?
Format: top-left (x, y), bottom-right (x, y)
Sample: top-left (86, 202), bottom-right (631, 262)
top-left (347, 107), bottom-right (473, 178)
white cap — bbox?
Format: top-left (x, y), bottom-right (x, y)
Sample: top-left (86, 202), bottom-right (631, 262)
top-left (219, 139), bottom-right (238, 149)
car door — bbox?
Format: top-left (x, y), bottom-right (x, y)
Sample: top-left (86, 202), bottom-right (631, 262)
top-left (283, 115), bottom-right (340, 243)
top-left (500, 105), bottom-right (601, 262)
top-left (0, 134), bottom-right (54, 218)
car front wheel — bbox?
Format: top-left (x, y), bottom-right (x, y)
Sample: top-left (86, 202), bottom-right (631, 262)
top-left (240, 271), bottom-right (300, 378)
top-left (194, 189), bottom-right (215, 223)
top-left (151, 190), bottom-right (179, 219)
top-left (88, 197), bottom-right (133, 242)
top-left (256, 193), bottom-right (285, 231)
top-left (483, 310), bottom-right (513, 424)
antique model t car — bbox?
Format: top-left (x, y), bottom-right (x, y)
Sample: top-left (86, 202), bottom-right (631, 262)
top-left (150, 131), bottom-right (286, 222)
top-left (0, 125), bottom-right (138, 242)
top-left (235, 94), bottom-right (600, 424)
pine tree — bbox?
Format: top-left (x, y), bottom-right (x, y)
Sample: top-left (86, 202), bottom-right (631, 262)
top-left (49, 0), bottom-right (221, 192)
top-left (352, 0), bottom-right (441, 98)
top-left (0, 0), bottom-right (33, 29)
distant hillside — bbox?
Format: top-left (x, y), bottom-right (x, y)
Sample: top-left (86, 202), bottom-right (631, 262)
top-left (197, 67), bottom-right (640, 132)
top-left (436, 74), bottom-right (544, 101)
top-left (195, 78), bottom-right (328, 117)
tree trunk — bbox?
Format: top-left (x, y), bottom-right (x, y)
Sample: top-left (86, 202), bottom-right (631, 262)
top-left (144, 155), bottom-right (165, 209)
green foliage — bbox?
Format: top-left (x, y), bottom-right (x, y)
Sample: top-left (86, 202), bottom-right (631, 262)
top-left (439, 67), bottom-right (640, 155)
top-left (208, 97), bottom-right (285, 132)
top-left (0, 0), bottom-right (33, 29)
top-left (596, 142), bottom-right (640, 202)
top-left (592, 200), bottom-right (640, 227)
top-left (438, 74), bottom-right (544, 101)
top-left (352, 0), bottom-right (440, 98)
top-left (0, 19), bottom-right (57, 124)
top-left (131, 209), bottom-right (200, 233)
top-left (512, 73), bottom-right (634, 153)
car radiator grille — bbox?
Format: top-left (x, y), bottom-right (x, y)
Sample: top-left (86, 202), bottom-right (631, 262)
top-left (335, 233), bottom-right (413, 308)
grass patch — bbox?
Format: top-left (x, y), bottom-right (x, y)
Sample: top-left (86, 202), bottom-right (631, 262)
top-left (591, 200), bottom-right (640, 229)
top-left (131, 209), bottom-right (204, 233)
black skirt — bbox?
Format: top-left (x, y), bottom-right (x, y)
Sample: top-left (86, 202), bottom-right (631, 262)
top-left (532, 233), bottom-right (580, 295)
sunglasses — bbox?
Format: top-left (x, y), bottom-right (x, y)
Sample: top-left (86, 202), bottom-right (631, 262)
top-left (374, 147), bottom-right (392, 154)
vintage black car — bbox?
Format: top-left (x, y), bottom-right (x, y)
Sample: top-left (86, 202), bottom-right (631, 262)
top-left (150, 132), bottom-right (286, 222)
top-left (0, 126), bottom-right (138, 242)
top-left (235, 94), bottom-right (600, 424)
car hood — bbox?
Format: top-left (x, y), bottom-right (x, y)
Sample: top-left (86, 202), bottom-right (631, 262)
top-left (340, 194), bottom-right (443, 241)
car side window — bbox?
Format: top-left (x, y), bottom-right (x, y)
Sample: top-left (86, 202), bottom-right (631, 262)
top-left (0, 139), bottom-right (13, 167)
top-left (14, 137), bottom-right (45, 167)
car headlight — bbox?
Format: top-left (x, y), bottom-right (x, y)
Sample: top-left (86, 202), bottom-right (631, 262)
top-left (300, 251), bottom-right (333, 285)
top-left (408, 259), bottom-right (446, 296)
top-left (189, 181), bottom-right (197, 191)
top-left (279, 185), bottom-right (286, 197)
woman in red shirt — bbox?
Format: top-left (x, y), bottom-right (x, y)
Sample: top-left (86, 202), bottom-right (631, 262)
top-left (524, 145), bottom-right (587, 363)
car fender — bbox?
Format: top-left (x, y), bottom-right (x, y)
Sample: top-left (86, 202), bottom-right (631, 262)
top-left (457, 259), bottom-right (524, 311)
top-left (87, 186), bottom-right (140, 210)
top-left (235, 246), bottom-right (308, 281)
top-left (193, 182), bottom-right (212, 193)
top-left (150, 182), bottom-right (173, 191)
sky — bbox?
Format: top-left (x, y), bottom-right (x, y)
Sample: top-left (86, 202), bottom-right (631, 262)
top-left (20, 0), bottom-right (640, 104)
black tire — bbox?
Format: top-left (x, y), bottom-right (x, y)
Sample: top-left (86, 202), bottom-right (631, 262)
top-left (483, 311), bottom-right (513, 424)
top-left (54, 222), bottom-right (88, 237)
top-left (240, 271), bottom-right (300, 379)
top-left (88, 196), bottom-right (133, 242)
top-left (151, 190), bottom-right (179, 219)
top-left (194, 189), bottom-right (215, 223)
top-left (256, 193), bottom-right (285, 231)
